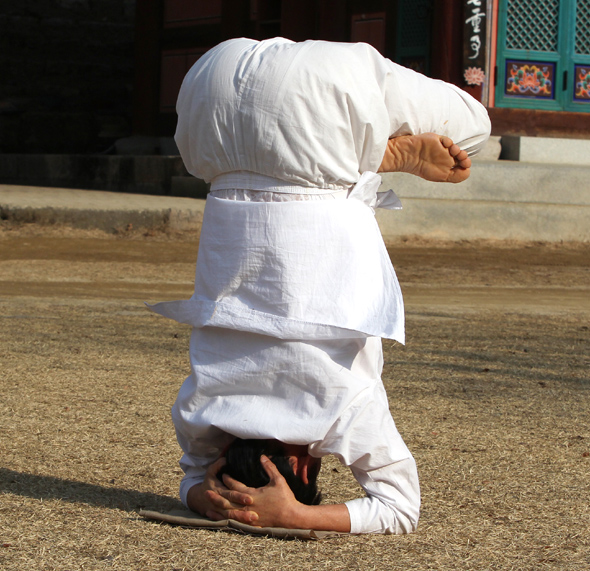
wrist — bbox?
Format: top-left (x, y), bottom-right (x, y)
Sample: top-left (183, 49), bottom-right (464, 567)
top-left (284, 502), bottom-right (312, 530)
top-left (282, 503), bottom-right (351, 532)
top-left (186, 483), bottom-right (207, 515)
top-left (267, 499), bottom-right (304, 529)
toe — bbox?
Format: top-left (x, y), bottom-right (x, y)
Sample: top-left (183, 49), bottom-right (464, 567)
top-left (454, 147), bottom-right (469, 161)
top-left (457, 156), bottom-right (472, 169)
top-left (448, 143), bottom-right (463, 158)
top-left (440, 135), bottom-right (453, 149)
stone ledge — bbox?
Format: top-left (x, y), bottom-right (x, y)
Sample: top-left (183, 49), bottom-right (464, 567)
top-left (0, 154), bottom-right (204, 197)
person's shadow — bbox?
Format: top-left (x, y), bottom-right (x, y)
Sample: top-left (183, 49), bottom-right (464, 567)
top-left (0, 468), bottom-right (182, 514)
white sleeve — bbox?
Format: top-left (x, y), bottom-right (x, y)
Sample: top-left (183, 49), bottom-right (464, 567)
top-left (345, 457), bottom-right (420, 534)
top-left (381, 59), bottom-right (492, 156)
top-left (312, 380), bottom-right (421, 534)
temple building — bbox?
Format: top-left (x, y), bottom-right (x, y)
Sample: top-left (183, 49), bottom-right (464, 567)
top-left (133, 0), bottom-right (590, 140)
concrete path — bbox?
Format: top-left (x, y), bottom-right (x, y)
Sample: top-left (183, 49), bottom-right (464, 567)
top-left (0, 184), bottom-right (205, 233)
top-left (1, 158), bottom-right (589, 242)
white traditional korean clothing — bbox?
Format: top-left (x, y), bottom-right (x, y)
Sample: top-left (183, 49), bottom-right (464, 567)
top-left (150, 37), bottom-right (491, 534)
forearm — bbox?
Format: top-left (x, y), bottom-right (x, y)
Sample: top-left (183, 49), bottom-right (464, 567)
top-left (191, 479), bottom-right (351, 530)
top-left (283, 503), bottom-right (351, 532)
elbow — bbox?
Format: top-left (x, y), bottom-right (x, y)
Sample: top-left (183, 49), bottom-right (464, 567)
top-left (405, 509), bottom-right (420, 534)
top-left (372, 494), bottom-right (420, 534)
top-left (392, 498), bottom-right (420, 534)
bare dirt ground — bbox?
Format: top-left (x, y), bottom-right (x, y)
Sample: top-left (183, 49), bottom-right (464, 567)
top-left (1, 222), bottom-right (589, 571)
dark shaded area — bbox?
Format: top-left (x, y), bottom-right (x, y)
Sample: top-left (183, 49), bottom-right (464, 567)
top-left (0, 154), bottom-right (205, 196)
top-left (0, 0), bottom-right (136, 154)
top-left (0, 468), bottom-right (182, 513)
top-left (489, 107), bottom-right (590, 140)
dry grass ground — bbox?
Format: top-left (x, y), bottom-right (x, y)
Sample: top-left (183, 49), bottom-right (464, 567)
top-left (0, 223), bottom-right (589, 570)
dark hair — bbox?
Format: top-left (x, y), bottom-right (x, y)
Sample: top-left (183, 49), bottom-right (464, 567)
top-left (217, 438), bottom-right (322, 505)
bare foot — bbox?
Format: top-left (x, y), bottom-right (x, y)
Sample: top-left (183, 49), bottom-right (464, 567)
top-left (378, 133), bottom-right (471, 183)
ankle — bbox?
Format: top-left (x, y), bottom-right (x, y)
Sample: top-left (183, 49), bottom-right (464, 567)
top-left (378, 135), bottom-right (418, 173)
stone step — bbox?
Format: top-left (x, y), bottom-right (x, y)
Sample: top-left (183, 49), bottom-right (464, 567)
top-left (1, 155), bottom-right (589, 242)
top-left (379, 160), bottom-right (590, 242)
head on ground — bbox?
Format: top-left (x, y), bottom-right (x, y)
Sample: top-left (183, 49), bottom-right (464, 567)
top-left (218, 438), bottom-right (322, 505)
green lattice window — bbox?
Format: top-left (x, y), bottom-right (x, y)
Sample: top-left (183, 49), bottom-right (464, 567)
top-left (575, 1), bottom-right (590, 55)
top-left (495, 0), bottom-right (590, 112)
top-left (506, 0), bottom-right (560, 51)
top-left (395, 0), bottom-right (432, 74)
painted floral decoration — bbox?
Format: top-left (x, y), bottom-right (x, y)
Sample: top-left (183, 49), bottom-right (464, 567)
top-left (576, 67), bottom-right (590, 100)
top-left (506, 63), bottom-right (552, 97)
top-left (464, 67), bottom-right (485, 86)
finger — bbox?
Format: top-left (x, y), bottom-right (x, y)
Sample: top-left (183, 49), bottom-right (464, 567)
top-left (206, 507), bottom-right (259, 524)
top-left (260, 455), bottom-right (284, 483)
top-left (221, 473), bottom-right (252, 493)
top-left (225, 509), bottom-right (260, 525)
top-left (205, 509), bottom-right (224, 521)
top-left (206, 457), bottom-right (227, 476)
top-left (205, 489), bottom-right (235, 510)
top-left (205, 490), bottom-right (252, 518)
top-left (213, 456), bottom-right (227, 469)
top-left (217, 488), bottom-right (254, 506)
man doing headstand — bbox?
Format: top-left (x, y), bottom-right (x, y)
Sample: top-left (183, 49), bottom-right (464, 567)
top-left (150, 37), bottom-right (491, 534)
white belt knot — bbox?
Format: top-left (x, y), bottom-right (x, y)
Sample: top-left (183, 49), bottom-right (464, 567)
top-left (348, 171), bottom-right (402, 212)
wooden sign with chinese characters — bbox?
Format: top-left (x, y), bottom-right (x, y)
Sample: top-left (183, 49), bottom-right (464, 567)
top-left (463, 0), bottom-right (487, 86)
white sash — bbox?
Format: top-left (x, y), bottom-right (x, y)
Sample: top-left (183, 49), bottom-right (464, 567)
top-left (147, 172), bottom-right (405, 343)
